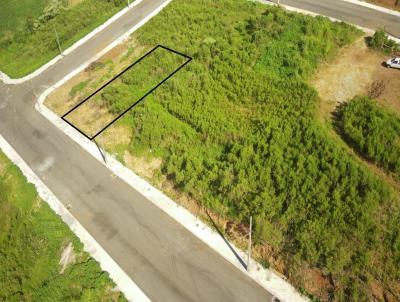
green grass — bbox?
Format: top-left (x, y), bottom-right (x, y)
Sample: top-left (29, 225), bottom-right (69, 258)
top-left (0, 0), bottom-right (127, 78)
top-left (70, 0), bottom-right (400, 300)
top-left (0, 0), bottom-right (49, 38)
top-left (0, 151), bottom-right (126, 302)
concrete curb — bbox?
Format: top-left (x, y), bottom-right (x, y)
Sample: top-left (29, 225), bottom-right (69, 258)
top-left (0, 135), bottom-right (150, 302)
top-left (0, 0), bottom-right (146, 84)
top-left (341, 0), bottom-right (400, 17)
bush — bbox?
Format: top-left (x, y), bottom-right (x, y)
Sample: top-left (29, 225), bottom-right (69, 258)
top-left (367, 29), bottom-right (399, 54)
top-left (336, 96), bottom-right (400, 178)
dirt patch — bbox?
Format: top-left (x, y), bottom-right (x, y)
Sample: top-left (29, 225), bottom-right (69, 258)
top-left (366, 0), bottom-right (400, 11)
top-left (311, 37), bottom-right (381, 105)
top-left (59, 242), bottom-right (76, 274)
top-left (68, 0), bottom-right (84, 7)
top-left (301, 268), bottom-right (333, 301)
top-left (64, 97), bottom-right (115, 138)
top-left (371, 65), bottom-right (400, 113)
top-left (312, 37), bottom-right (400, 117)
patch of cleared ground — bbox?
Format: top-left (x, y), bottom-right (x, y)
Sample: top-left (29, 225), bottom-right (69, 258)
top-left (97, 124), bottom-right (132, 148)
top-left (312, 36), bottom-right (400, 194)
top-left (311, 37), bottom-right (400, 118)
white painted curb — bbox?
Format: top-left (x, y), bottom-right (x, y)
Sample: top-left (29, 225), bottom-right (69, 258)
top-left (0, 0), bottom-right (146, 84)
top-left (341, 0), bottom-right (400, 17)
top-left (0, 135), bottom-right (150, 302)
top-left (34, 1), bottom-right (308, 301)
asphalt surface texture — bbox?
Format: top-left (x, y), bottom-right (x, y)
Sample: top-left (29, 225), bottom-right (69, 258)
top-left (278, 0), bottom-right (400, 37)
top-left (0, 0), bottom-right (398, 301)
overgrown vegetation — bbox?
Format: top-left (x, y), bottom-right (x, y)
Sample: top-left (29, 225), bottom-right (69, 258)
top-left (0, 0), bottom-right (127, 77)
top-left (56, 0), bottom-right (400, 300)
top-left (367, 29), bottom-right (400, 54)
top-left (0, 151), bottom-right (126, 301)
top-left (336, 96), bottom-right (400, 179)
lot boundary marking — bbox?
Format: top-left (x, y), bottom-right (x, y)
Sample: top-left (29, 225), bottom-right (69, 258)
top-left (62, 45), bottom-right (191, 140)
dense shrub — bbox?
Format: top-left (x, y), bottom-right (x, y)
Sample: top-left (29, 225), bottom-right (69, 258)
top-left (336, 96), bottom-right (400, 178)
top-left (367, 29), bottom-right (400, 54)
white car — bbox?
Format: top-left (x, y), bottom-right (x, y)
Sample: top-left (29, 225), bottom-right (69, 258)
top-left (386, 57), bottom-right (400, 69)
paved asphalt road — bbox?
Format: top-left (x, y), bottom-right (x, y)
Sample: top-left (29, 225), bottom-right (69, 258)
top-left (277, 0), bottom-right (400, 37)
top-left (0, 0), bottom-right (398, 301)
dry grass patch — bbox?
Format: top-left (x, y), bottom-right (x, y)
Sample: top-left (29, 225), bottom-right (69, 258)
top-left (97, 124), bottom-right (132, 148)
top-left (123, 151), bottom-right (162, 179)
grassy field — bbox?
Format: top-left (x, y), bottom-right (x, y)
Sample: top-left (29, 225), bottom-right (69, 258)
top-left (0, 0), bottom-right (127, 78)
top-left (0, 0), bottom-right (49, 38)
top-left (45, 0), bottom-right (400, 300)
top-left (0, 151), bottom-right (126, 301)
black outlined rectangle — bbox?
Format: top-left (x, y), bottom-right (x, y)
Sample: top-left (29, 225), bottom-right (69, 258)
top-left (61, 45), bottom-right (192, 140)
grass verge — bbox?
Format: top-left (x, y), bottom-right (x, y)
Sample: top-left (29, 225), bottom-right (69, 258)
top-left (0, 151), bottom-right (126, 301)
top-left (0, 0), bottom-right (128, 78)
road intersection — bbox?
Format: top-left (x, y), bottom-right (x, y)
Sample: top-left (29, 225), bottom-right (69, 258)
top-left (0, 0), bottom-right (398, 301)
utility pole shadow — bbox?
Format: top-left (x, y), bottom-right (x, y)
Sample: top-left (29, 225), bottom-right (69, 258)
top-left (94, 139), bottom-right (107, 165)
top-left (205, 210), bottom-right (248, 270)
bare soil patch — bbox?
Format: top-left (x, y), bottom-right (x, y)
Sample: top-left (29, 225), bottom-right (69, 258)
top-left (311, 37), bottom-right (400, 117)
top-left (97, 124), bottom-right (132, 149)
top-left (366, 0), bottom-right (400, 11)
